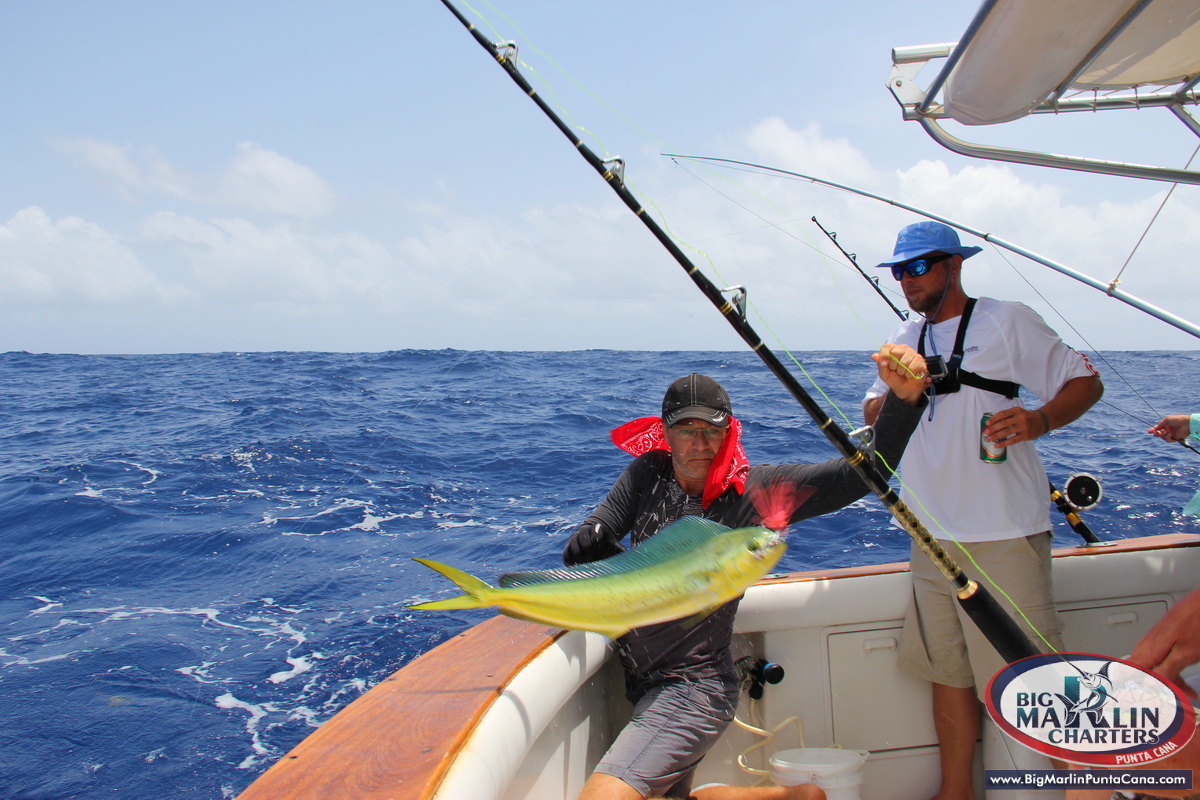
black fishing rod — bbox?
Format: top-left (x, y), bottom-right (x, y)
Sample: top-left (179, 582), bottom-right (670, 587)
top-left (812, 216), bottom-right (908, 321)
top-left (438, 0), bottom-right (1038, 665)
top-left (812, 218), bottom-right (1105, 546)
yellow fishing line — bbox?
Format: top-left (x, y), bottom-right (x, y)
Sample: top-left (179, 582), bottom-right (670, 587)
top-left (666, 157), bottom-right (898, 344)
top-left (455, 0), bottom-right (1061, 653)
top-left (670, 158), bottom-right (1070, 651)
top-left (476, 0), bottom-right (665, 147)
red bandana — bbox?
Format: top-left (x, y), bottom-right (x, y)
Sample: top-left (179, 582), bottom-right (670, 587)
top-left (609, 416), bottom-right (749, 509)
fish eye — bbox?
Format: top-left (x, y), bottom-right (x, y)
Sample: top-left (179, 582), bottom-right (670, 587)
top-left (747, 532), bottom-right (775, 551)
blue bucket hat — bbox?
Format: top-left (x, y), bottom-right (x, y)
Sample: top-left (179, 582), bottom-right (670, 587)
top-left (876, 221), bottom-right (982, 268)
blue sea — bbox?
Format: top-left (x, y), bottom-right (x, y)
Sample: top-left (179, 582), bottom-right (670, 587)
top-left (2, 349), bottom-right (1198, 799)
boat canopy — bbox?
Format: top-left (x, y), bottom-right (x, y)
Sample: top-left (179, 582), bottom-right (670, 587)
top-left (887, 0), bottom-right (1200, 183)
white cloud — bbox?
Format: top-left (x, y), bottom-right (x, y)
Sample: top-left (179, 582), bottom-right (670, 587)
top-left (12, 120), bottom-right (1200, 352)
top-left (215, 142), bottom-right (336, 217)
top-left (140, 211), bottom-right (399, 307)
top-left (54, 138), bottom-right (335, 218)
top-left (54, 138), bottom-right (191, 200)
top-left (744, 117), bottom-right (879, 188)
top-left (0, 207), bottom-right (163, 306)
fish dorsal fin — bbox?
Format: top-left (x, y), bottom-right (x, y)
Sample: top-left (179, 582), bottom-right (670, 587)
top-left (499, 516), bottom-right (731, 589)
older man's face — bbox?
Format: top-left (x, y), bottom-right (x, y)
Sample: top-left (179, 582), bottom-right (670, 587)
top-left (664, 419), bottom-right (727, 493)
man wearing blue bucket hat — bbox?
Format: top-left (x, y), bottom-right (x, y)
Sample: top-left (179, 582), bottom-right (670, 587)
top-left (862, 221), bottom-right (1104, 800)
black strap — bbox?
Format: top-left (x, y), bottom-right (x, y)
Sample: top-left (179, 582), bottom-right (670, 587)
top-left (919, 298), bottom-right (1020, 400)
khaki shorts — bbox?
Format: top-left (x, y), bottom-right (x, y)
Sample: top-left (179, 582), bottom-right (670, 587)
top-left (897, 532), bottom-right (1063, 698)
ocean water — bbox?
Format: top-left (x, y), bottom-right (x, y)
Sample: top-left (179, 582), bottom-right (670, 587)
top-left (2, 348), bottom-right (1198, 799)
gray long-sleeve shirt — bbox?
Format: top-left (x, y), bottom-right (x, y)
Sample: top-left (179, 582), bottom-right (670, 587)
top-left (572, 391), bottom-right (925, 696)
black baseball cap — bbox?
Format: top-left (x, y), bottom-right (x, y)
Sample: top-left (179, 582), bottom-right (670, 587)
top-left (662, 373), bottom-right (731, 428)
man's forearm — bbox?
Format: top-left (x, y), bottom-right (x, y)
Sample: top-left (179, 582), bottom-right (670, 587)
top-left (1039, 375), bottom-right (1103, 432)
top-left (863, 393), bottom-right (886, 426)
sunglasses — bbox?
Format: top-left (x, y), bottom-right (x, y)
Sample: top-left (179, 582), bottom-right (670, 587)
top-left (891, 254), bottom-right (950, 281)
top-left (669, 426), bottom-right (726, 442)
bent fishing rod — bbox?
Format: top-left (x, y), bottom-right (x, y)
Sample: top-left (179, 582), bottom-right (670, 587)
top-left (811, 217), bottom-right (1105, 547)
top-left (438, 0), bottom-right (1038, 664)
top-left (668, 154), bottom-right (1200, 342)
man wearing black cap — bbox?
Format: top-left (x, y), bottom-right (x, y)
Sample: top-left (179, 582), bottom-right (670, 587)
top-left (565, 345), bottom-right (930, 800)
top-left (863, 221), bottom-right (1103, 800)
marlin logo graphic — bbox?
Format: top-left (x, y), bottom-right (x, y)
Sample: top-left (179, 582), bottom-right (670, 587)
top-left (985, 652), bottom-right (1195, 767)
top-left (1055, 660), bottom-right (1115, 727)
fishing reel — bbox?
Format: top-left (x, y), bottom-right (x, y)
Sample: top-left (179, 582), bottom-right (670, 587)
top-left (736, 657), bottom-right (785, 700)
top-left (1063, 472), bottom-right (1103, 511)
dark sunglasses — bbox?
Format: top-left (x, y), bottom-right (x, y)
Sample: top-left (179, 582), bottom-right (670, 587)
top-left (891, 254), bottom-right (950, 281)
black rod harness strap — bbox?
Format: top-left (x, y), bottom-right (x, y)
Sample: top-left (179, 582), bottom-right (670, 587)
top-left (919, 298), bottom-right (1020, 400)
top-left (438, 0), bottom-right (1038, 665)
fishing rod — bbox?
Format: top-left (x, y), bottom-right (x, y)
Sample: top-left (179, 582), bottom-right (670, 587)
top-left (438, 0), bottom-right (1039, 664)
top-left (812, 216), bottom-right (908, 321)
top-left (666, 153), bottom-right (1200, 342)
top-left (812, 217), bottom-right (1105, 546)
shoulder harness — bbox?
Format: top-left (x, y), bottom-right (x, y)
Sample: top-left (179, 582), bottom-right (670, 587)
top-left (917, 298), bottom-right (1020, 400)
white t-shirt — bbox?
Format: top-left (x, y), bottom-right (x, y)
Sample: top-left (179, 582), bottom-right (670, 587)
top-left (864, 297), bottom-right (1099, 542)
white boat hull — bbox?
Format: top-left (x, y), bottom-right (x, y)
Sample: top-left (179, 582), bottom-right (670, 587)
top-left (237, 532), bottom-right (1200, 800)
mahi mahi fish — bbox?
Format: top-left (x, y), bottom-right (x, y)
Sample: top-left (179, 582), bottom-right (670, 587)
top-left (408, 516), bottom-right (786, 638)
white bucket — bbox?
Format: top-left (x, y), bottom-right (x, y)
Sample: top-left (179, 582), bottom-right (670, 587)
top-left (768, 748), bottom-right (869, 800)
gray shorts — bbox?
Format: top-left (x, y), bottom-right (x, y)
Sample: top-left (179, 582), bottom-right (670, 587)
top-left (595, 671), bottom-right (739, 798)
top-left (898, 532), bottom-right (1064, 697)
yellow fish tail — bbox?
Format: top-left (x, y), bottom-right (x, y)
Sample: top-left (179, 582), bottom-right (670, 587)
top-left (408, 558), bottom-right (494, 610)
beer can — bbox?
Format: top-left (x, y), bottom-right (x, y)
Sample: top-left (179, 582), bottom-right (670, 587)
top-left (980, 413), bottom-right (1007, 463)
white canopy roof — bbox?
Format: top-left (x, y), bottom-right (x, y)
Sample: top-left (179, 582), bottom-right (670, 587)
top-left (942, 0), bottom-right (1200, 126)
top-left (886, 0), bottom-right (1200, 184)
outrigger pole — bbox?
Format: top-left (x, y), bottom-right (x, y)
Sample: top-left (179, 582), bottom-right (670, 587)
top-left (811, 217), bottom-right (1104, 546)
top-left (667, 154), bottom-right (1200, 342)
top-left (439, 0), bottom-right (1038, 664)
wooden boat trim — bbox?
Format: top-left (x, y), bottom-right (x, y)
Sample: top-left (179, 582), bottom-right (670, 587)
top-left (237, 532), bottom-right (1199, 799)
top-left (236, 614), bottom-right (562, 800)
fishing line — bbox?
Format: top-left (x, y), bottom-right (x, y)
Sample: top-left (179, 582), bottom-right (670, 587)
top-left (1112, 142), bottom-right (1200, 287)
top-left (441, 0), bottom-right (1042, 665)
top-left (446, 0), bottom-right (1070, 658)
top-left (472, 0), bottom-right (902, 420)
top-left (656, 161), bottom-right (885, 432)
top-left (669, 156), bottom-right (900, 357)
top-left (450, 0), bottom-right (1092, 658)
top-left (465, 1), bottom-right (880, 437)
top-left (673, 155), bottom-right (1192, 451)
top-left (669, 154), bottom-right (1200, 337)
top-left (664, 154), bottom-right (928, 435)
top-left (986, 239), bottom-right (1167, 428)
top-left (662, 163), bottom-right (1090, 640)
top-left (669, 160), bottom-right (1101, 630)
top-left (471, 0), bottom-right (665, 148)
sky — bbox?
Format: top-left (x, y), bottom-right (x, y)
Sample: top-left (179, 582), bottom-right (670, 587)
top-left (2, 0), bottom-right (1198, 355)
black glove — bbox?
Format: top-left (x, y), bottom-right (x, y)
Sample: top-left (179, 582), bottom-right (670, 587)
top-left (562, 521), bottom-right (625, 566)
